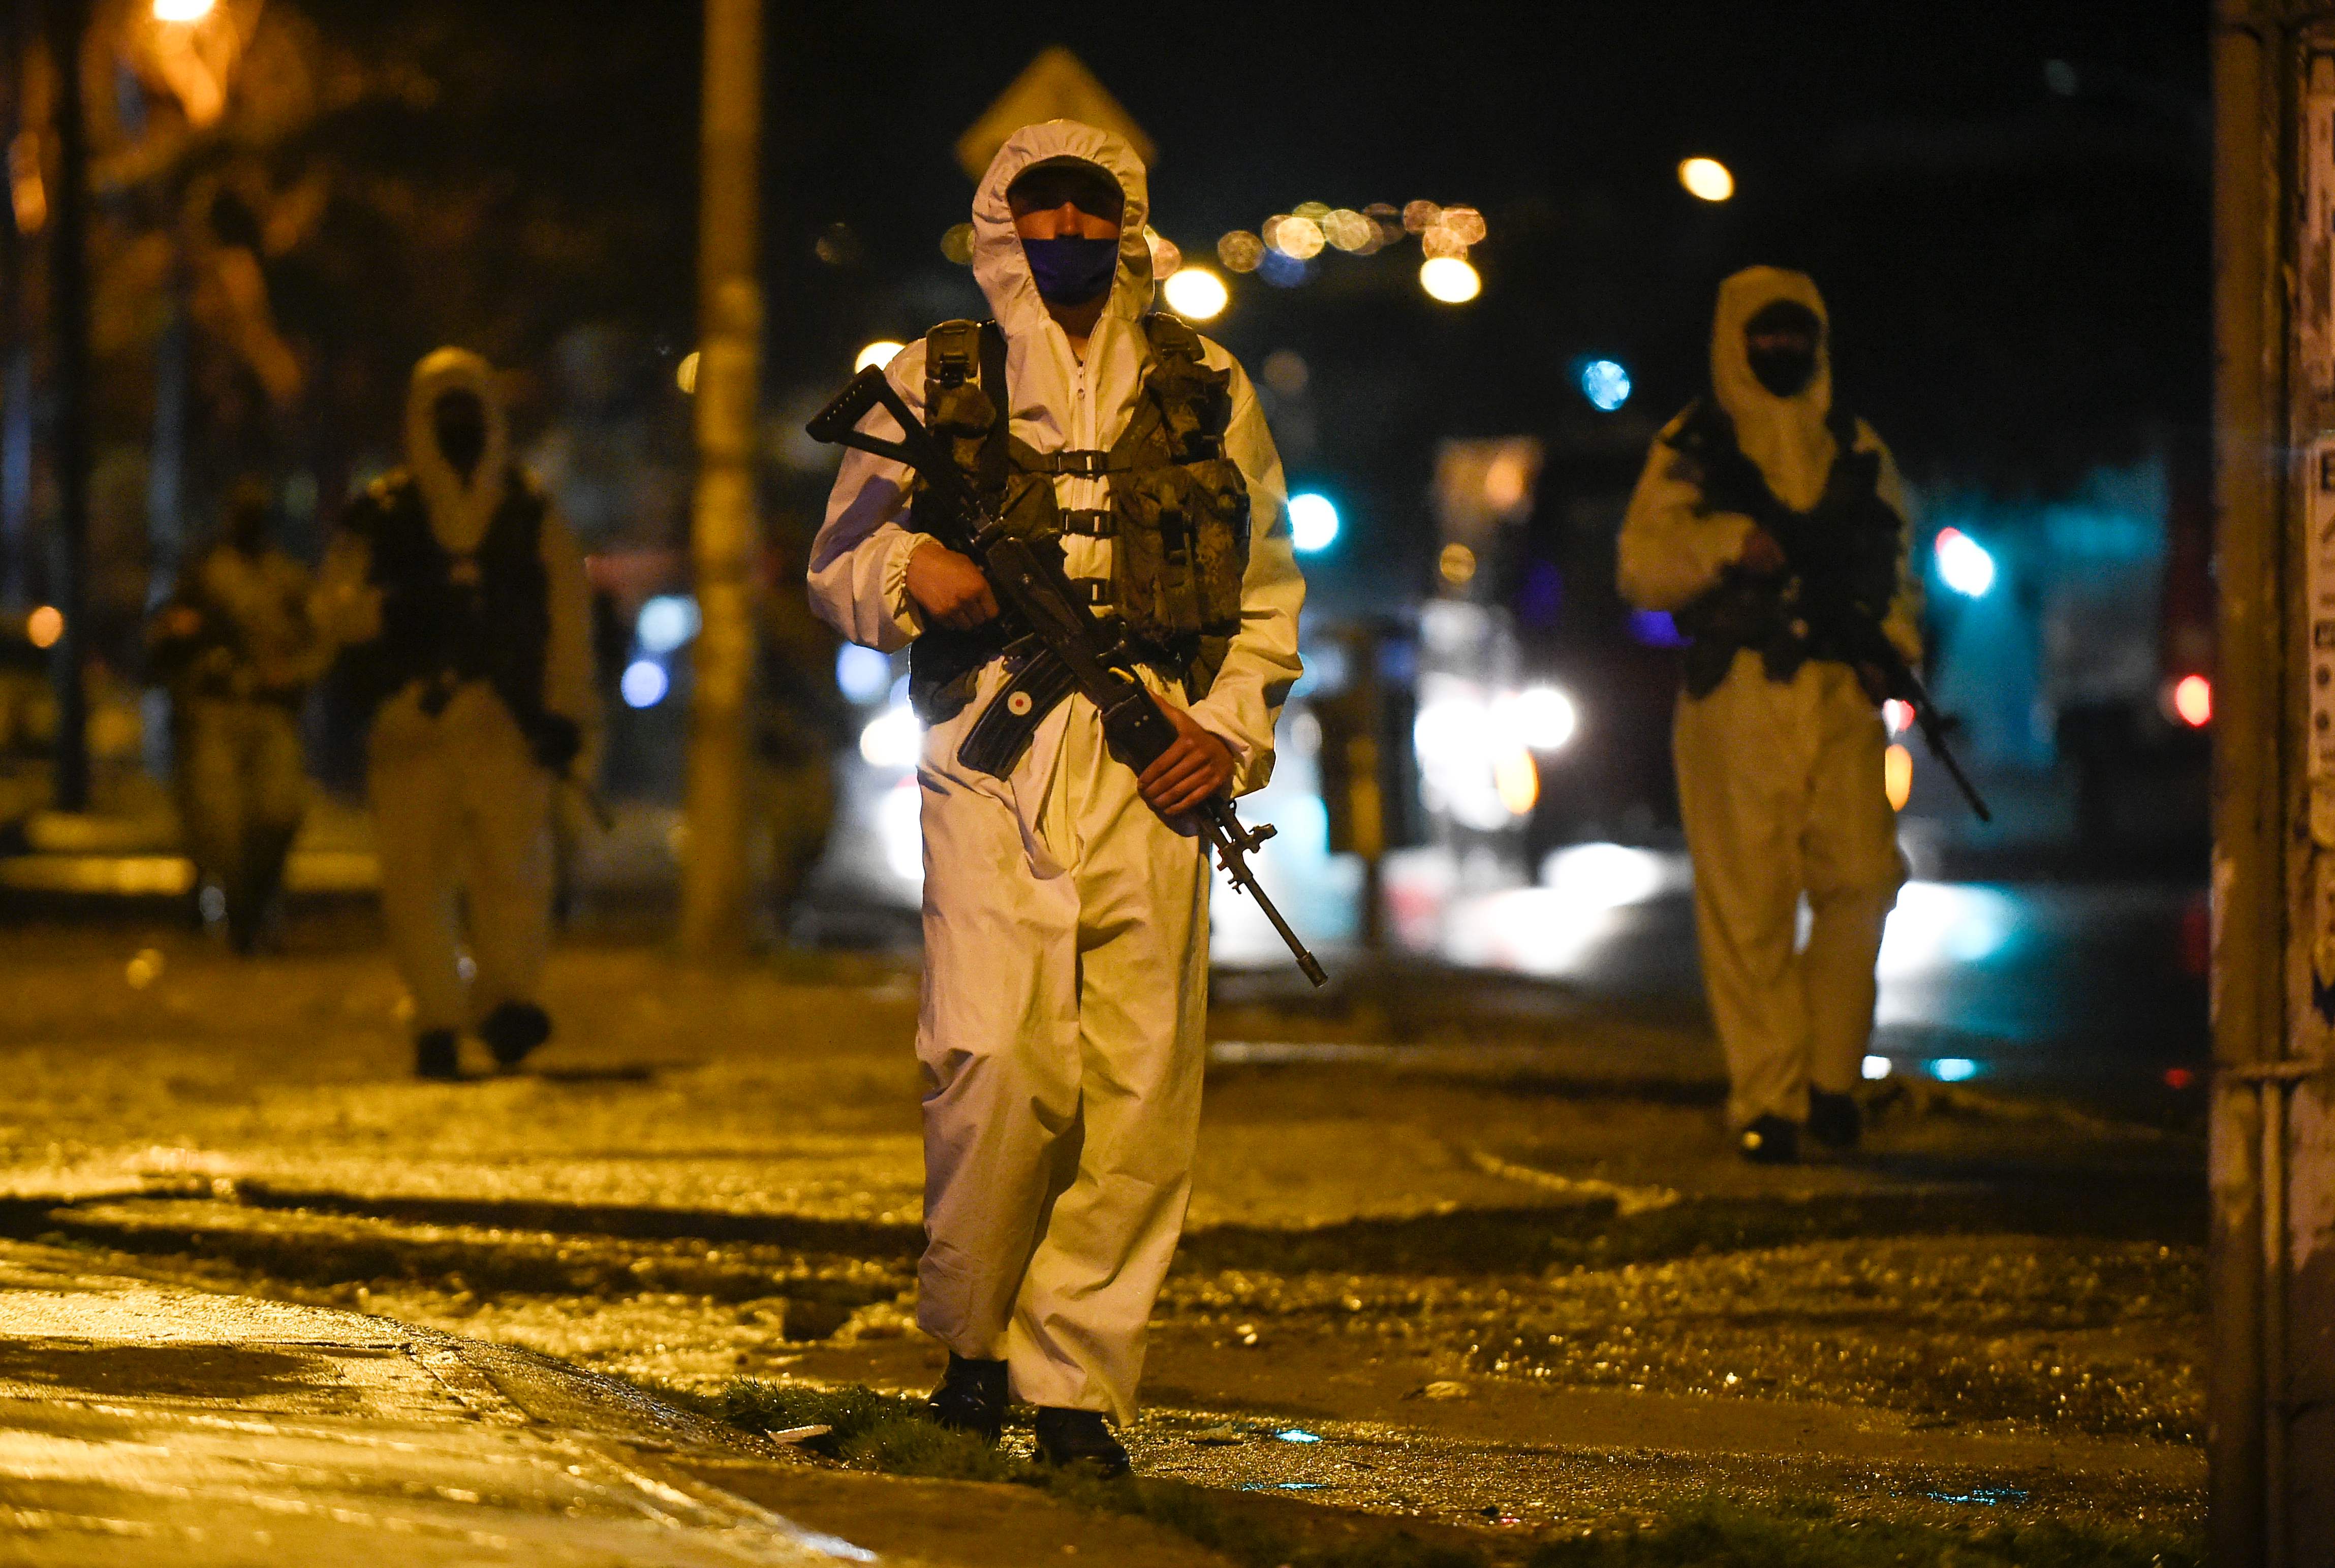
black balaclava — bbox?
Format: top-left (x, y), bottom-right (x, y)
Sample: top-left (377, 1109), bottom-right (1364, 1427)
top-left (1744, 299), bottom-right (1822, 398)
top-left (432, 390), bottom-right (489, 483)
top-left (1008, 158), bottom-right (1126, 307)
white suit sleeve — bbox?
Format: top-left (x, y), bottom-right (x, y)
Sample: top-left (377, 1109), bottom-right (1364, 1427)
top-left (807, 342), bottom-right (932, 653)
top-left (1615, 421), bottom-right (1754, 612)
top-left (1187, 353), bottom-right (1304, 797)
top-left (539, 504), bottom-right (601, 737)
top-left (1866, 423), bottom-right (1924, 667)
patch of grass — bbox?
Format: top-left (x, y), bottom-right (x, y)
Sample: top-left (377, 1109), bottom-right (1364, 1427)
top-left (1528, 1496), bottom-right (2202, 1568)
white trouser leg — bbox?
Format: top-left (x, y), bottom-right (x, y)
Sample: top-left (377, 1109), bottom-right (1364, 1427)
top-left (1799, 666), bottom-right (1905, 1095)
top-left (454, 695), bottom-right (554, 1019)
top-left (369, 720), bottom-right (466, 1036)
top-left (1007, 698), bottom-right (1209, 1421)
top-left (914, 689), bottom-right (1208, 1424)
top-left (1677, 656), bottom-right (1904, 1125)
top-left (1677, 654), bottom-right (1813, 1127)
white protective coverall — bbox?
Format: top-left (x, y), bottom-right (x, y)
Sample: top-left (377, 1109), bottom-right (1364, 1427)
top-left (1616, 267), bottom-right (1919, 1130)
top-left (808, 120), bottom-right (1304, 1422)
top-left (320, 349), bottom-right (599, 1039)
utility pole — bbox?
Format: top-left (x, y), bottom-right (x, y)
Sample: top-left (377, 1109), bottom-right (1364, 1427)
top-left (679, 0), bottom-right (763, 958)
top-left (46, 0), bottom-right (88, 812)
top-left (2211, 6), bottom-right (2335, 1563)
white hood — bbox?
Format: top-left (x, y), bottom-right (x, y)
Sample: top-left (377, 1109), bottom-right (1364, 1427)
top-left (1710, 266), bottom-right (1834, 513)
top-left (404, 347), bottom-right (511, 553)
top-left (969, 119), bottom-right (1155, 339)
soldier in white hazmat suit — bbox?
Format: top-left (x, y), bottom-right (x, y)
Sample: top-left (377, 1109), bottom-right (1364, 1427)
top-left (810, 120), bottom-right (1302, 1470)
top-left (320, 349), bottom-right (600, 1082)
top-left (1617, 267), bottom-right (1918, 1164)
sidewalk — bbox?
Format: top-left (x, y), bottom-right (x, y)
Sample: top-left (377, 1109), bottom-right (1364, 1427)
top-left (0, 1244), bottom-right (1231, 1567)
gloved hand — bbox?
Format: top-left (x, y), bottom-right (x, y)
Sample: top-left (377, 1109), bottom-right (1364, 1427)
top-left (531, 713), bottom-right (583, 773)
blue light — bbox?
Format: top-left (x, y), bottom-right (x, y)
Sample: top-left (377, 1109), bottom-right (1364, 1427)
top-left (1288, 493), bottom-right (1339, 553)
top-left (636, 594), bottom-right (701, 654)
top-left (620, 659), bottom-right (669, 708)
top-left (1579, 359), bottom-right (1632, 412)
top-left (1627, 609), bottom-right (1688, 648)
top-left (1934, 528), bottom-right (1996, 598)
top-left (1928, 1057), bottom-right (1981, 1083)
top-left (834, 644), bottom-right (892, 704)
top-left (1275, 1428), bottom-right (1322, 1444)
top-left (1257, 249), bottom-right (1311, 288)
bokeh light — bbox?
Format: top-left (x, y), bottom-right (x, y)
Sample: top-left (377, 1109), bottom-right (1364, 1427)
top-left (1578, 359), bottom-right (1632, 412)
top-left (1885, 743), bottom-right (1914, 810)
top-left (25, 605), bottom-right (61, 648)
top-left (1504, 684), bottom-right (1579, 752)
top-left (1678, 157), bottom-right (1735, 202)
top-left (620, 660), bottom-right (668, 709)
top-left (1269, 215), bottom-right (1325, 260)
top-left (1402, 200), bottom-right (1442, 234)
top-left (1438, 542), bottom-right (1478, 585)
top-left (855, 340), bottom-right (905, 373)
top-left (1439, 205), bottom-right (1487, 244)
top-left (1161, 267), bottom-right (1229, 321)
top-left (2172, 673), bottom-right (2212, 728)
top-left (153, 0), bottom-right (216, 20)
top-left (1419, 256), bottom-right (1482, 304)
top-left (1934, 526), bottom-right (1996, 597)
top-left (858, 701), bottom-right (922, 768)
top-left (1261, 349), bottom-right (1310, 397)
top-left (1288, 493), bottom-right (1340, 553)
top-left (1420, 225), bottom-right (1469, 260)
top-left (635, 594), bottom-right (701, 655)
top-left (1217, 230), bottom-right (1264, 272)
top-left (674, 351), bottom-right (699, 394)
top-left (835, 644), bottom-right (892, 704)
top-left (1322, 208), bottom-right (1374, 252)
top-left (939, 223), bottom-right (975, 265)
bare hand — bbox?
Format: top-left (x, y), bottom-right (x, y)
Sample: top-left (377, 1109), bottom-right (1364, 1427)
top-left (1137, 699), bottom-right (1237, 819)
top-left (905, 542), bottom-right (999, 631)
top-left (1737, 528), bottom-right (1788, 576)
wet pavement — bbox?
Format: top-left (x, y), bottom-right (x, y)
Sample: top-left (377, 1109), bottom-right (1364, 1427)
top-left (0, 926), bottom-right (2208, 1559)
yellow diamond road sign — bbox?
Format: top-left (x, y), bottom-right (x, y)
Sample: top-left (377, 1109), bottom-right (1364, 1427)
top-left (956, 47), bottom-right (1157, 180)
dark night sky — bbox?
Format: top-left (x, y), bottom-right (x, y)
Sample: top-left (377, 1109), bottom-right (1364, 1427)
top-left (311, 0), bottom-right (2208, 583)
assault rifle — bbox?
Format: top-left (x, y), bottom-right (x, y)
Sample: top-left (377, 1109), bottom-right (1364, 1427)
top-left (1794, 591), bottom-right (1992, 824)
top-left (808, 365), bottom-right (1329, 987)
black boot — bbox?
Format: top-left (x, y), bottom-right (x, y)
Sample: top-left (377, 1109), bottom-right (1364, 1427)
top-left (1808, 1089), bottom-right (1862, 1150)
top-left (925, 1354), bottom-right (1007, 1442)
top-left (478, 1001), bottom-right (551, 1072)
top-left (414, 1029), bottom-right (461, 1082)
top-left (1737, 1113), bottom-right (1799, 1165)
top-left (1034, 1407), bottom-right (1129, 1476)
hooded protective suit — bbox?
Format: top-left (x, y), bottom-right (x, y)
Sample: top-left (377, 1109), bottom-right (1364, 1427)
top-left (1617, 268), bottom-right (1917, 1132)
top-left (809, 120), bottom-right (1303, 1422)
top-left (320, 349), bottom-right (598, 1054)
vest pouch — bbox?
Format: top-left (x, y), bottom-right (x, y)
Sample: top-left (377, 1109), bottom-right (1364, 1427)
top-left (1111, 465), bottom-right (1206, 642)
top-left (1184, 456), bottom-right (1250, 635)
top-left (928, 379), bottom-right (997, 476)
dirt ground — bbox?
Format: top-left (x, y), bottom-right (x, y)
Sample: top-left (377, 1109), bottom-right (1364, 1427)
top-left (0, 923), bottom-right (2206, 1555)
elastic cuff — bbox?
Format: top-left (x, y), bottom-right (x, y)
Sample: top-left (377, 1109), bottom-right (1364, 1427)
top-left (883, 532), bottom-right (930, 641)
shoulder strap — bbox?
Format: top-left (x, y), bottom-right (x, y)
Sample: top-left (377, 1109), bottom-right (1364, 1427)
top-left (977, 321), bottom-right (1009, 498)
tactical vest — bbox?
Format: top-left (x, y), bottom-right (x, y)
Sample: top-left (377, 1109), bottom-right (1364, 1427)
top-left (334, 467), bottom-right (556, 738)
top-left (1663, 397), bottom-right (1905, 699)
top-left (904, 313), bottom-right (1252, 723)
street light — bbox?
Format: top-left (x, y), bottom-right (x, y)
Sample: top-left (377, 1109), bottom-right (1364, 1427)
top-left (1161, 266), bottom-right (1228, 321)
top-left (855, 340), bottom-right (905, 373)
top-left (152, 0), bottom-right (216, 20)
top-left (1678, 157), bottom-right (1734, 202)
top-left (1419, 256), bottom-right (1480, 304)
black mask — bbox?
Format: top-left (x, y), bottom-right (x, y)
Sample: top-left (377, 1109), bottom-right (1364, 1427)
top-left (1747, 344), bottom-right (1817, 398)
top-left (1021, 237), bottom-right (1120, 306)
top-left (432, 391), bottom-right (488, 482)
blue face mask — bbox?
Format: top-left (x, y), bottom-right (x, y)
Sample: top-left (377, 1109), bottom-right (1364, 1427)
top-left (1021, 237), bottom-right (1120, 305)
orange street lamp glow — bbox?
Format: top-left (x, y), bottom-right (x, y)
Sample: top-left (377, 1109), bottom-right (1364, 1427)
top-left (1884, 743), bottom-right (1913, 811)
top-left (26, 605), bottom-right (63, 649)
top-left (153, 0), bottom-right (216, 20)
top-left (1678, 157), bottom-right (1735, 202)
